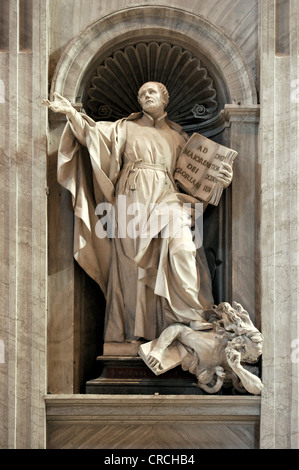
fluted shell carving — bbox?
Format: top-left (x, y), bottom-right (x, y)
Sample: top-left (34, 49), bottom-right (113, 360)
top-left (85, 42), bottom-right (219, 132)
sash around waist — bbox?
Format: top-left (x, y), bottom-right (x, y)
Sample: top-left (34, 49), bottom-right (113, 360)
top-left (121, 160), bottom-right (177, 191)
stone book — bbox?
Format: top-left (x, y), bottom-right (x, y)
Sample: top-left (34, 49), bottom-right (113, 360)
top-left (174, 133), bottom-right (238, 206)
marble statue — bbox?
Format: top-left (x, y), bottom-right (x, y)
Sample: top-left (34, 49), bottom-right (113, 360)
top-left (139, 301), bottom-right (263, 394)
top-left (42, 82), bottom-right (233, 344)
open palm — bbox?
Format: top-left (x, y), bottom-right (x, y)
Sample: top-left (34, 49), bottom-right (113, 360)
top-left (42, 92), bottom-right (74, 116)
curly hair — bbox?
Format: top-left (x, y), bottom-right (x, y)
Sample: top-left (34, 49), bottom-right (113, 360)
top-left (213, 301), bottom-right (263, 363)
top-left (138, 82), bottom-right (169, 107)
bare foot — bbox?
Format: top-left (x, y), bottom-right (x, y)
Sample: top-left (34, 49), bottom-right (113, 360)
top-left (146, 348), bottom-right (164, 371)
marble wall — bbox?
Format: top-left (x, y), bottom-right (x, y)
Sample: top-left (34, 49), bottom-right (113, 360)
top-left (0, 0), bottom-right (48, 448)
top-left (259, 0), bottom-right (299, 449)
top-left (45, 395), bottom-right (261, 449)
top-left (48, 0), bottom-right (259, 95)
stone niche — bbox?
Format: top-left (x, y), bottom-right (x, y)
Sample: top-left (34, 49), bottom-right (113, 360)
top-left (47, 5), bottom-right (260, 404)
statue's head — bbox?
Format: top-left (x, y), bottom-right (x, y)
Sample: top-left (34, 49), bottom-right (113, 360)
top-left (138, 82), bottom-right (169, 115)
top-left (214, 301), bottom-right (263, 364)
top-left (225, 334), bottom-right (263, 364)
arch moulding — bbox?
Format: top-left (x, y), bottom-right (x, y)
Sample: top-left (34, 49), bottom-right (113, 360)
top-left (50, 5), bottom-right (257, 107)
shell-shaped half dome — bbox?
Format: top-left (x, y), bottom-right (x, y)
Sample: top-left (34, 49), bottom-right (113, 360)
top-left (84, 42), bottom-right (220, 133)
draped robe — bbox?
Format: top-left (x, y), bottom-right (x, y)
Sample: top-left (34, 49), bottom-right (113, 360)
top-left (57, 110), bottom-right (214, 342)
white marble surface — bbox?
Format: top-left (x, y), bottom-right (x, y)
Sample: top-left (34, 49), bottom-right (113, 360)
top-left (45, 393), bottom-right (261, 420)
top-left (0, 0), bottom-right (48, 449)
top-left (45, 394), bottom-right (261, 448)
top-left (259, 0), bottom-right (299, 450)
top-left (50, 4), bottom-right (257, 107)
top-left (48, 0), bottom-right (259, 96)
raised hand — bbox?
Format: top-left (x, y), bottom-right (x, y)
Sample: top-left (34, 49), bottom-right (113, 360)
top-left (226, 348), bottom-right (263, 395)
top-left (42, 92), bottom-right (75, 117)
top-left (217, 162), bottom-right (233, 188)
top-left (226, 349), bottom-right (241, 370)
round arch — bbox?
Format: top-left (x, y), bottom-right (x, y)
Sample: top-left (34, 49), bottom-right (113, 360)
top-left (50, 5), bottom-right (257, 107)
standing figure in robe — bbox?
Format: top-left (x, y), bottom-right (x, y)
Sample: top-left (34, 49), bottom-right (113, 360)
top-left (43, 82), bottom-right (233, 343)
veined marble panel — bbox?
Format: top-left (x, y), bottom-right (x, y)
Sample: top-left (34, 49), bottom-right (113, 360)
top-left (46, 394), bottom-right (260, 449)
top-left (0, 0), bottom-right (48, 449)
top-left (259, 0), bottom-right (299, 450)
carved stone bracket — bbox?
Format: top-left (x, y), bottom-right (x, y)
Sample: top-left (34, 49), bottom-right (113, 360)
top-left (222, 104), bottom-right (260, 124)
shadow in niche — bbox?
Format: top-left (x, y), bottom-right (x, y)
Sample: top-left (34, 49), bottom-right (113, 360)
top-left (203, 198), bottom-right (229, 306)
top-left (202, 129), bottom-right (231, 307)
top-left (47, 145), bottom-right (105, 393)
top-left (203, 204), bottom-right (222, 304)
top-left (74, 262), bottom-right (106, 393)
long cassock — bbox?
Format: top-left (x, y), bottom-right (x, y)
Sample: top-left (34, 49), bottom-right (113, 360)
top-left (57, 110), bottom-right (214, 342)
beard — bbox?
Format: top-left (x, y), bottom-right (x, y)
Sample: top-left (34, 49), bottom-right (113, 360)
top-left (142, 101), bottom-right (164, 115)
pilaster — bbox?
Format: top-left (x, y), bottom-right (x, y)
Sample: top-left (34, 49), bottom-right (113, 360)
top-left (259, 0), bottom-right (299, 449)
top-left (0, 0), bottom-right (48, 449)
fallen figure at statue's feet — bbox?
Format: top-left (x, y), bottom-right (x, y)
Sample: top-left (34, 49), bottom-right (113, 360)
top-left (139, 301), bottom-right (263, 395)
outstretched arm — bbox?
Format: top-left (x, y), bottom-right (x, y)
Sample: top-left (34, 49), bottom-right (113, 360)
top-left (42, 92), bottom-right (75, 116)
top-left (42, 92), bottom-right (88, 145)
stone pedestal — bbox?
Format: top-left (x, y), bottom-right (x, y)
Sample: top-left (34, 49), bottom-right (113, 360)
top-left (87, 339), bottom-right (224, 395)
top-left (45, 394), bottom-right (261, 449)
top-left (86, 356), bottom-right (206, 395)
top-left (87, 342), bottom-right (240, 395)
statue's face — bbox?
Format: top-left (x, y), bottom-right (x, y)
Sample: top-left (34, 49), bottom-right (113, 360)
top-left (234, 337), bottom-right (262, 364)
top-left (138, 82), bottom-right (164, 114)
